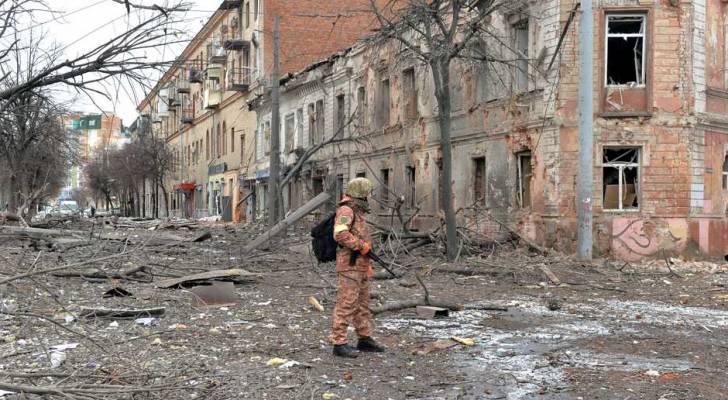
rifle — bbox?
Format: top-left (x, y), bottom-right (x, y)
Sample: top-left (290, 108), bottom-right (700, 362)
top-left (350, 249), bottom-right (398, 278)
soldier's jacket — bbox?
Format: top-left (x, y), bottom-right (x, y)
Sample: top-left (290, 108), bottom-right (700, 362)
top-left (333, 195), bottom-right (372, 273)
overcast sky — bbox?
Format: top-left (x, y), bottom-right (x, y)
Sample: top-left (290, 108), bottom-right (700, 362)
top-left (41, 0), bottom-right (216, 126)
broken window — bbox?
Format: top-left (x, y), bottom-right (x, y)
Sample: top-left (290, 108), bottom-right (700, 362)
top-left (308, 103), bottom-right (316, 146)
top-left (473, 157), bottom-right (486, 206)
top-left (517, 152), bottom-right (532, 208)
top-left (230, 126), bottom-right (235, 153)
top-left (402, 68), bottom-right (417, 120)
top-left (357, 86), bottom-right (367, 126)
top-left (377, 78), bottom-right (390, 129)
top-left (312, 175), bottom-right (324, 196)
top-left (284, 113), bottom-right (295, 153)
top-left (296, 108), bottom-right (303, 147)
top-left (336, 174), bottom-right (344, 201)
top-left (513, 19), bottom-right (529, 92)
top-left (722, 154), bottom-right (728, 190)
top-left (380, 168), bottom-right (390, 204)
top-left (335, 94), bottom-right (345, 134)
top-left (315, 99), bottom-right (325, 143)
top-left (602, 147), bottom-right (640, 211)
top-left (605, 15), bottom-right (646, 86)
top-left (356, 171), bottom-right (366, 178)
top-left (264, 121), bottom-right (271, 155)
top-left (406, 166), bottom-right (416, 208)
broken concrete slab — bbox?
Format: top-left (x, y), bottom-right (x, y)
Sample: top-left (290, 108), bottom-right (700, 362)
top-left (154, 268), bottom-right (259, 288)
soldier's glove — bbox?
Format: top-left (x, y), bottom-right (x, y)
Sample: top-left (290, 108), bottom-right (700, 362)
top-left (360, 242), bottom-right (372, 255)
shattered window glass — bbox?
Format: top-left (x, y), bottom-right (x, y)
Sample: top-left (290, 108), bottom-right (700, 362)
top-left (606, 15), bottom-right (646, 86)
top-left (603, 147), bottom-right (640, 211)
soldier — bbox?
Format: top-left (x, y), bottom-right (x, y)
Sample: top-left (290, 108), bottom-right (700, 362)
top-left (330, 177), bottom-right (386, 358)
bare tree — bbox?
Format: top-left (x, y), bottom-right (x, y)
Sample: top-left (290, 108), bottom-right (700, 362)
top-left (0, 0), bottom-right (190, 219)
top-left (367, 0), bottom-right (516, 261)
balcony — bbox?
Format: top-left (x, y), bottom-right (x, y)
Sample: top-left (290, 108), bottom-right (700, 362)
top-left (226, 67), bottom-right (254, 92)
top-left (167, 88), bottom-right (181, 107)
top-left (224, 33), bottom-right (250, 51)
top-left (205, 64), bottom-right (223, 81)
top-left (189, 68), bottom-right (203, 84)
top-left (181, 107), bottom-right (194, 124)
top-left (219, 0), bottom-right (239, 10)
top-left (208, 41), bottom-right (227, 64)
top-left (204, 88), bottom-right (222, 109)
top-left (177, 78), bottom-right (190, 94)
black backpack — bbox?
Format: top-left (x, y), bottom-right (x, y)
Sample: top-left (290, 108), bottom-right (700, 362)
top-left (311, 213), bottom-right (337, 262)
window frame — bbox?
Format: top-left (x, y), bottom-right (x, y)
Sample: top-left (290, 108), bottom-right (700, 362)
top-left (604, 13), bottom-right (647, 88)
top-left (602, 146), bottom-right (641, 212)
top-left (516, 152), bottom-right (532, 208)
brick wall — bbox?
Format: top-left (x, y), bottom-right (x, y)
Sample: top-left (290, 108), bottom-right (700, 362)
top-left (263, 0), bottom-right (377, 77)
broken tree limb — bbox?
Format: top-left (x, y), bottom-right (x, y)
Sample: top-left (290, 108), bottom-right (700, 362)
top-left (154, 268), bottom-right (260, 288)
top-left (243, 192), bottom-right (330, 252)
top-left (0, 249), bottom-right (134, 286)
top-left (79, 307), bottom-right (166, 319)
top-left (51, 265), bottom-right (149, 280)
top-left (370, 298), bottom-right (463, 315)
top-left (0, 226), bottom-right (85, 239)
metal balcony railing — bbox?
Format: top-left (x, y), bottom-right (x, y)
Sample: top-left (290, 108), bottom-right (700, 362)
top-left (208, 41), bottom-right (227, 64)
top-left (189, 68), bottom-right (203, 84)
top-left (226, 67), bottom-right (255, 92)
top-left (181, 107), bottom-right (194, 124)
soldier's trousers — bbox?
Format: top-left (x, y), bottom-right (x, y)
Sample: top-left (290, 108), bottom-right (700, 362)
top-left (330, 270), bottom-right (372, 345)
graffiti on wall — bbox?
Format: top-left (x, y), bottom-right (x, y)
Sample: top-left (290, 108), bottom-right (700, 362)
top-left (611, 218), bottom-right (689, 261)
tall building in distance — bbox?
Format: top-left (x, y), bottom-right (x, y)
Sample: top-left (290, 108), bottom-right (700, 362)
top-left (60, 112), bottom-right (128, 200)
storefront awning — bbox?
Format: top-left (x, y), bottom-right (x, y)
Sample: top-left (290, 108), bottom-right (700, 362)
top-left (174, 182), bottom-right (196, 191)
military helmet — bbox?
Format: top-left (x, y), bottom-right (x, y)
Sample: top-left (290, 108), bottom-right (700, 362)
top-left (346, 177), bottom-right (373, 199)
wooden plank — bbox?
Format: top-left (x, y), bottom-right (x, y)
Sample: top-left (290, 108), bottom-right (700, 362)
top-left (243, 192), bottom-right (330, 252)
top-left (154, 268), bottom-right (259, 288)
top-left (539, 265), bottom-right (561, 285)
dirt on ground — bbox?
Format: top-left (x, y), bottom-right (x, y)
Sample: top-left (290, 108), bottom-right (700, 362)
top-left (1, 217), bottom-right (728, 399)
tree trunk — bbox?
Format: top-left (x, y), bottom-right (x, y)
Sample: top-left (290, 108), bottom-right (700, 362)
top-left (160, 182), bottom-right (169, 218)
top-left (431, 59), bottom-right (459, 261)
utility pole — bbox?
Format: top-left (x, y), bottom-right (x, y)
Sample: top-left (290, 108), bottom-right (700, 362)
top-left (577, 0), bottom-right (593, 260)
top-left (267, 16), bottom-right (281, 226)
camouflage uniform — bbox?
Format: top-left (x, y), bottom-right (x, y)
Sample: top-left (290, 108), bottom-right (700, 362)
top-left (329, 195), bottom-right (373, 345)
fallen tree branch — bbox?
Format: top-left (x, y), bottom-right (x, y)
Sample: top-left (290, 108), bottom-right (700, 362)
top-left (370, 298), bottom-right (463, 315)
top-left (51, 265), bottom-right (149, 281)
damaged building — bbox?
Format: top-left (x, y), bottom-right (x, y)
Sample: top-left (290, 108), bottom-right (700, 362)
top-left (248, 0), bottom-right (728, 260)
top-left (135, 0), bottom-right (377, 221)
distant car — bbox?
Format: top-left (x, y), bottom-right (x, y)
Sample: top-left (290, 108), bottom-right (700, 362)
top-left (58, 201), bottom-right (79, 216)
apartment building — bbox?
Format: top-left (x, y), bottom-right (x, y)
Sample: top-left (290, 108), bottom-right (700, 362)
top-left (137, 0), bottom-right (375, 221)
top-left (250, 0), bottom-right (728, 260)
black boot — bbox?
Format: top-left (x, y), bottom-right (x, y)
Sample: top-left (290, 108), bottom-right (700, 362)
top-left (333, 344), bottom-right (359, 358)
top-left (356, 337), bottom-right (385, 353)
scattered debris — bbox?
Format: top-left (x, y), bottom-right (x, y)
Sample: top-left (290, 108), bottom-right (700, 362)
top-left (189, 281), bottom-right (238, 306)
top-left (103, 287), bottom-right (134, 298)
top-left (412, 339), bottom-right (459, 355)
top-left (416, 305), bottom-right (450, 319)
top-left (451, 336), bottom-right (476, 346)
top-left (308, 296), bottom-right (325, 312)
